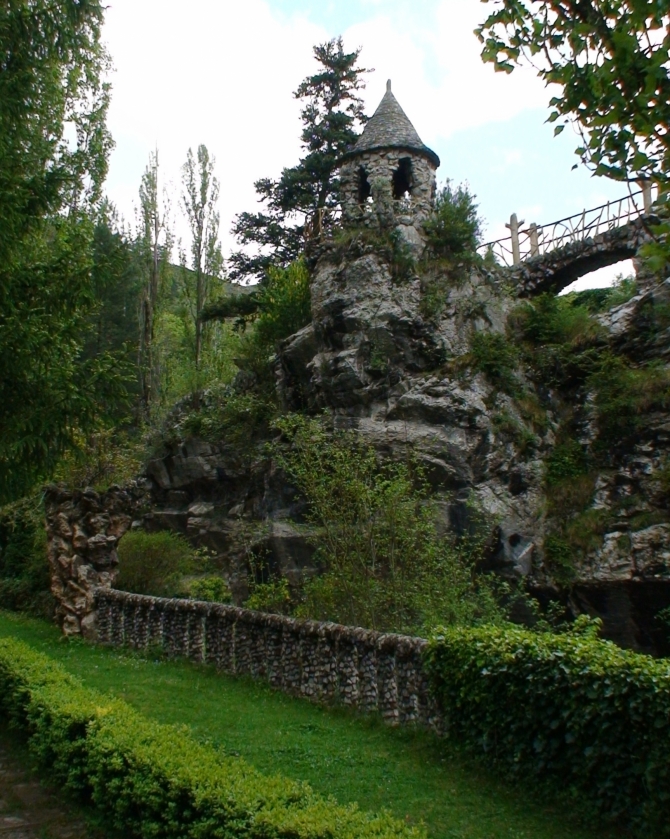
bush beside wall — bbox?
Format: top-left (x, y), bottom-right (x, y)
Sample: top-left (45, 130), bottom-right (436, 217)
top-left (0, 637), bottom-right (423, 839)
top-left (424, 625), bottom-right (670, 835)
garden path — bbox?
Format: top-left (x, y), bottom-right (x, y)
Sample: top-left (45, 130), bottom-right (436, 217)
top-left (0, 735), bottom-right (98, 839)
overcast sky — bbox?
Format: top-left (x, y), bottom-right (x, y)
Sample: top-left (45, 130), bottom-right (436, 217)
top-left (102, 0), bottom-right (635, 289)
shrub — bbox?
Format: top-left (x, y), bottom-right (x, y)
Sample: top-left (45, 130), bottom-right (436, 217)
top-left (115, 530), bottom-right (196, 598)
top-left (545, 440), bottom-right (589, 486)
top-left (331, 227), bottom-right (416, 284)
top-left (52, 427), bottom-right (145, 491)
top-left (244, 578), bottom-right (292, 614)
top-left (588, 355), bottom-right (670, 450)
top-left (515, 293), bottom-right (602, 347)
top-left (0, 637), bottom-right (422, 839)
top-left (180, 387), bottom-right (277, 452)
top-left (231, 259), bottom-right (312, 388)
top-left (424, 625), bottom-right (670, 835)
top-left (187, 575), bottom-right (232, 604)
top-left (491, 411), bottom-right (537, 456)
top-left (563, 274), bottom-right (637, 314)
top-left (273, 415), bottom-right (504, 635)
top-left (253, 259), bottom-right (312, 352)
top-left (469, 332), bottom-right (520, 394)
top-left (423, 181), bottom-right (482, 264)
top-left (508, 295), bottom-right (606, 391)
top-left (543, 533), bottom-right (576, 583)
top-left (0, 496), bottom-right (52, 617)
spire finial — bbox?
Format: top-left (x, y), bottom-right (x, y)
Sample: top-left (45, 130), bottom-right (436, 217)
top-left (386, 79), bottom-right (392, 93)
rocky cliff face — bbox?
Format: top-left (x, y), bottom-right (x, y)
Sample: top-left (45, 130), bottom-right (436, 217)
top-left (130, 227), bottom-right (670, 654)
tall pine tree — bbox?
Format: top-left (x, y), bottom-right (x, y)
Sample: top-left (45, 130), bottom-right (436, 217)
top-left (229, 37), bottom-right (371, 284)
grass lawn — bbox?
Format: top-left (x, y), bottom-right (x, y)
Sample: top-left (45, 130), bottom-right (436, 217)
top-left (0, 610), bottom-right (623, 839)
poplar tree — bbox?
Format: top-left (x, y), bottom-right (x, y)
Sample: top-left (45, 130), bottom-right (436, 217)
top-left (180, 145), bottom-right (224, 375)
top-left (137, 150), bottom-right (172, 416)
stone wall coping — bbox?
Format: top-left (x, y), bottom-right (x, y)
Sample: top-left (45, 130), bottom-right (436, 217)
top-left (96, 588), bottom-right (428, 653)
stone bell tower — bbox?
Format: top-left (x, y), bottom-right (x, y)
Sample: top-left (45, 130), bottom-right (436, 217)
top-left (338, 80), bottom-right (440, 240)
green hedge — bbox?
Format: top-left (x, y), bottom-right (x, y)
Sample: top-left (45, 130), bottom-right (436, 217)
top-left (0, 638), bottom-right (422, 839)
top-left (424, 625), bottom-right (670, 835)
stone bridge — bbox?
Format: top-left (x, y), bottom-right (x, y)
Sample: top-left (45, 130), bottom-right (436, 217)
top-left (507, 215), bottom-right (653, 298)
top-left (478, 186), bottom-right (658, 297)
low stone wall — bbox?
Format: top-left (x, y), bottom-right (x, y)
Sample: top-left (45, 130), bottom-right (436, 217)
top-left (96, 589), bottom-right (443, 731)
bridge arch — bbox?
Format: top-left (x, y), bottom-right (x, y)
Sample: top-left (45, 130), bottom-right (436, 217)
top-left (506, 217), bottom-right (651, 298)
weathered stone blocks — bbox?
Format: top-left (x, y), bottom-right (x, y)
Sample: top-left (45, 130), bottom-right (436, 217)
top-left (44, 484), bottom-right (148, 637)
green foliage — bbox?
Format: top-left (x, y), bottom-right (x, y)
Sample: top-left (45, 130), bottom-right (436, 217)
top-left (545, 441), bottom-right (589, 487)
top-left (0, 498), bottom-right (51, 617)
top-left (0, 0), bottom-right (111, 255)
top-left (180, 388), bottom-right (277, 454)
top-left (0, 215), bottom-right (131, 502)
top-left (492, 411), bottom-right (538, 456)
top-left (468, 332), bottom-right (520, 394)
top-left (253, 260), bottom-right (312, 350)
top-left (230, 38), bottom-right (370, 283)
top-left (1, 611), bottom-right (629, 839)
top-left (155, 307), bottom-right (242, 411)
top-left (0, 1), bottom-right (132, 502)
top-left (274, 415), bottom-right (503, 635)
top-left (204, 260), bottom-right (311, 370)
top-left (588, 355), bottom-right (670, 450)
top-left (85, 204), bottom-right (143, 412)
top-left (508, 292), bottom-right (638, 400)
top-left (563, 276), bottom-right (637, 314)
top-left (331, 227), bottom-right (416, 285)
top-left (543, 533), bottom-right (576, 584)
top-left (115, 531), bottom-right (197, 598)
top-left (187, 576), bottom-right (232, 604)
top-left (221, 260), bottom-right (312, 394)
top-left (420, 182), bottom-right (484, 320)
top-left (52, 427), bottom-right (145, 491)
top-left (477, 1), bottom-right (670, 185)
top-left (423, 181), bottom-right (483, 264)
top-left (0, 637), bottom-right (422, 839)
top-left (179, 144), bottom-right (225, 379)
top-left (201, 290), bottom-right (262, 324)
top-left (514, 293), bottom-right (602, 347)
top-left (136, 149), bottom-right (173, 416)
top-left (425, 624), bottom-right (670, 834)
top-left (245, 578), bottom-right (292, 615)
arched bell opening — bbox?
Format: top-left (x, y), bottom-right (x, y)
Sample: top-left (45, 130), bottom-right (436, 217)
top-left (392, 157), bottom-right (413, 200)
top-left (358, 166), bottom-right (372, 205)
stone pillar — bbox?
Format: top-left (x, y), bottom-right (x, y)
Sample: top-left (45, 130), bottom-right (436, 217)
top-left (44, 483), bottom-right (146, 638)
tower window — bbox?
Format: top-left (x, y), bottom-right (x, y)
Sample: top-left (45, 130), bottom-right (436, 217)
top-left (392, 157), bottom-right (413, 200)
top-left (358, 166), bottom-right (371, 204)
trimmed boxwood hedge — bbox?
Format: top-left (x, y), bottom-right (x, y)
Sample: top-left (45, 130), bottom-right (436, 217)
top-left (0, 638), bottom-right (423, 839)
top-left (424, 625), bottom-right (670, 835)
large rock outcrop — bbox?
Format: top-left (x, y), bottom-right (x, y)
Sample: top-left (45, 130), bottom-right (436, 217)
top-left (45, 229), bottom-right (670, 653)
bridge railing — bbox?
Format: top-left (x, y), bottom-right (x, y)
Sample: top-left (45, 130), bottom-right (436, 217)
top-left (478, 185), bottom-right (655, 267)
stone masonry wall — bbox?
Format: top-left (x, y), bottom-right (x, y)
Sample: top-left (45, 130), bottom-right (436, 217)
top-left (45, 484), bottom-right (148, 638)
top-left (340, 149), bottom-right (436, 227)
top-left (96, 588), bottom-right (443, 731)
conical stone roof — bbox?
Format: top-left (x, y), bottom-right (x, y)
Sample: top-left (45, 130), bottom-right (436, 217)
top-left (344, 80), bottom-right (440, 168)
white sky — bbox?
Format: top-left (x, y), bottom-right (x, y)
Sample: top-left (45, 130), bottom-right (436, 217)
top-left (102, 0), bottom-right (635, 290)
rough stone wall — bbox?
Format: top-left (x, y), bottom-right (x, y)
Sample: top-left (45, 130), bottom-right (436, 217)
top-left (339, 150), bottom-right (436, 229)
top-left (44, 484), bottom-right (148, 637)
top-left (96, 588), bottom-right (442, 731)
